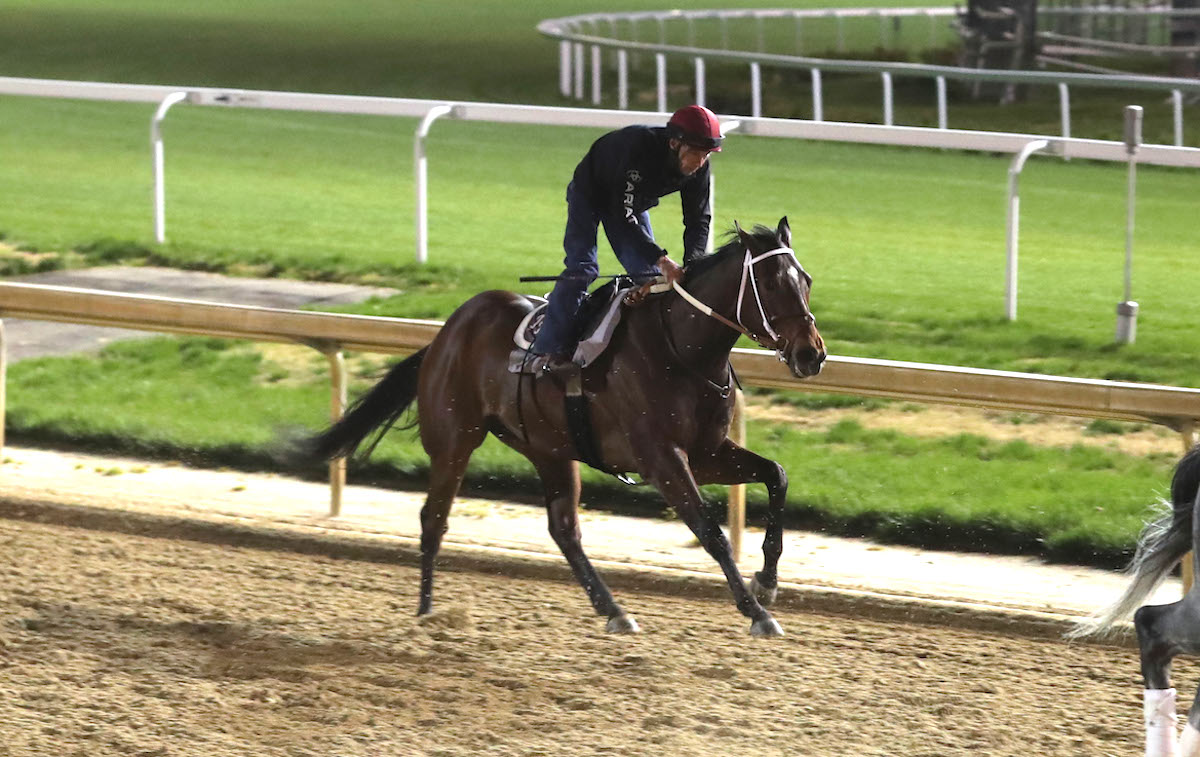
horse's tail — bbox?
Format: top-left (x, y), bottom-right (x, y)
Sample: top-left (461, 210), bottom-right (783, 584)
top-left (1067, 445), bottom-right (1200, 640)
top-left (303, 347), bottom-right (427, 462)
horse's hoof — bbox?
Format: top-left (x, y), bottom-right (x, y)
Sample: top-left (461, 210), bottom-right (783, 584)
top-left (750, 573), bottom-right (778, 606)
top-left (606, 615), bottom-right (641, 634)
top-left (750, 617), bottom-right (784, 637)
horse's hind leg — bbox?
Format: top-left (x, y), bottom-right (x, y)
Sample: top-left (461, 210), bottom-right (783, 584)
top-left (532, 455), bottom-right (638, 633)
top-left (1136, 593), bottom-right (1200, 755)
top-left (417, 427), bottom-right (485, 616)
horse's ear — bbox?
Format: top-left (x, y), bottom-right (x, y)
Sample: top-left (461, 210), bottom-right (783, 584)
top-left (734, 220), bottom-right (752, 246)
top-left (777, 216), bottom-right (792, 249)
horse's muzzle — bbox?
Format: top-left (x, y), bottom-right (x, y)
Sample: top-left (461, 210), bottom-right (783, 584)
top-left (785, 343), bottom-right (826, 378)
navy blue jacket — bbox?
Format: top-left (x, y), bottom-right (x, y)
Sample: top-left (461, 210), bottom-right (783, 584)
top-left (569, 125), bottom-right (712, 265)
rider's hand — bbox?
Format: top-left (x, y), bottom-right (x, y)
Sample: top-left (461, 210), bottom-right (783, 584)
top-left (657, 254), bottom-right (683, 286)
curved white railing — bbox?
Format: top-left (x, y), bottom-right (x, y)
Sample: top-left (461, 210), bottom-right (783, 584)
top-left (538, 7), bottom-right (1200, 146)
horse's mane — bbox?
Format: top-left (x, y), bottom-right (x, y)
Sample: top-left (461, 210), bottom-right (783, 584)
top-left (682, 225), bottom-right (781, 285)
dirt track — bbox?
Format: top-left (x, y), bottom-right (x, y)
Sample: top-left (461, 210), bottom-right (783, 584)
top-left (1, 517), bottom-right (1192, 757)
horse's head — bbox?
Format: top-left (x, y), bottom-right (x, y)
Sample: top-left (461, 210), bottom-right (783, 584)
top-left (707, 217), bottom-right (826, 378)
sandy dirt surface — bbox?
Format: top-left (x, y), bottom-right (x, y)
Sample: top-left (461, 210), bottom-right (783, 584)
top-left (1, 517), bottom-right (1191, 757)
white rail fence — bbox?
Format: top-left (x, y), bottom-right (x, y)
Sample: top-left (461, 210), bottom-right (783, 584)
top-left (0, 282), bottom-right (1197, 564)
top-left (538, 7), bottom-right (1200, 146)
top-left (3, 76), bottom-right (1200, 323)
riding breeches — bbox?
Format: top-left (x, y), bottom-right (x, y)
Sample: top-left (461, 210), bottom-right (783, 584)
top-left (531, 184), bottom-right (661, 357)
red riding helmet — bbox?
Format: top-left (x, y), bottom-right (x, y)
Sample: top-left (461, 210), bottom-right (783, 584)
top-left (667, 105), bottom-right (723, 152)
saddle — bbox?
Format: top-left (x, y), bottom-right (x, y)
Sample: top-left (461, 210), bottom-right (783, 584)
top-left (509, 277), bottom-right (644, 485)
top-left (509, 278), bottom-right (634, 374)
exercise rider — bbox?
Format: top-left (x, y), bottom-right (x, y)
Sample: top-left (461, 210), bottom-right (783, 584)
top-left (530, 104), bottom-right (725, 374)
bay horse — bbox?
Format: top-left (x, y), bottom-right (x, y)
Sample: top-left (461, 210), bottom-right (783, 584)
top-left (301, 218), bottom-right (825, 637)
top-left (1069, 445), bottom-right (1200, 756)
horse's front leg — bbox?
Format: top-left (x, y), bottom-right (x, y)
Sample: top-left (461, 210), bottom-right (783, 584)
top-left (640, 443), bottom-right (782, 637)
top-left (690, 438), bottom-right (788, 608)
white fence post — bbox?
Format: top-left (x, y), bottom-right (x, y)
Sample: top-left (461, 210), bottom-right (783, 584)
top-left (1173, 89), bottom-right (1184, 147)
top-left (559, 41), bottom-right (571, 97)
top-left (750, 62), bottom-right (762, 118)
top-left (323, 347), bottom-right (347, 517)
top-left (811, 68), bottom-right (824, 122)
top-left (694, 57), bottom-right (706, 108)
top-left (1006, 139), bottom-right (1051, 321)
top-left (936, 76), bottom-right (948, 129)
top-left (1058, 82), bottom-right (1071, 140)
top-left (573, 43), bottom-right (584, 99)
top-left (591, 46), bottom-right (602, 105)
top-left (618, 49), bottom-right (629, 110)
top-left (414, 105), bottom-right (454, 265)
top-left (882, 72), bottom-right (894, 126)
top-left (656, 53), bottom-right (667, 112)
top-left (150, 91), bottom-right (188, 244)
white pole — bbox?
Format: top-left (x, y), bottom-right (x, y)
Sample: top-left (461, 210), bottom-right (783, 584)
top-left (750, 62), bottom-right (762, 118)
top-left (591, 46), bottom-right (602, 105)
top-left (811, 68), bottom-right (824, 122)
top-left (618, 49), bottom-right (629, 110)
top-left (656, 53), bottom-right (667, 113)
top-left (1058, 82), bottom-right (1071, 140)
top-left (1173, 89), bottom-right (1184, 147)
top-left (1118, 105), bottom-right (1144, 345)
top-left (150, 91), bottom-right (188, 244)
top-left (573, 43), bottom-right (584, 99)
top-left (936, 76), bottom-right (948, 129)
top-left (559, 41), bottom-right (571, 97)
top-left (882, 72), bottom-right (894, 126)
top-left (325, 348), bottom-right (347, 517)
top-left (414, 105), bottom-right (454, 264)
top-left (1005, 140), bottom-right (1050, 321)
top-left (694, 57), bottom-right (706, 108)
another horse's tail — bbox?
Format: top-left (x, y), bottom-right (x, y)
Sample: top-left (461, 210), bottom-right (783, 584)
top-left (1067, 445), bottom-right (1200, 640)
top-left (304, 347), bottom-right (427, 462)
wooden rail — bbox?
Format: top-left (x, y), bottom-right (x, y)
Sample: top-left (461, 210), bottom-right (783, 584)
top-left (0, 282), bottom-right (1197, 578)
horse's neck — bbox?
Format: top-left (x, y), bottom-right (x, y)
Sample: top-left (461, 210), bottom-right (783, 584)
top-left (661, 262), bottom-right (744, 368)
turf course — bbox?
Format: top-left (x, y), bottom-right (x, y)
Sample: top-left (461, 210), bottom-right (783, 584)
top-left (1, 0), bottom-right (1198, 565)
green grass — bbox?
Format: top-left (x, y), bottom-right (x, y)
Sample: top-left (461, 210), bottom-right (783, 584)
top-left (7, 337), bottom-right (1176, 567)
top-left (1, 0), bottom-right (1197, 565)
top-left (2, 99), bottom-right (1197, 383)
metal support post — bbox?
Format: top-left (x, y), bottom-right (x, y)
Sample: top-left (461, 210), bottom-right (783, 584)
top-left (1116, 105), bottom-right (1142, 344)
top-left (936, 76), bottom-right (948, 129)
top-left (151, 91), bottom-right (188, 244)
top-left (882, 72), bottom-right (894, 126)
top-left (559, 41), bottom-right (571, 97)
top-left (414, 105), bottom-right (454, 264)
top-left (1173, 89), bottom-right (1184, 147)
top-left (750, 62), bottom-right (762, 118)
top-left (728, 388), bottom-right (747, 563)
top-left (811, 68), bottom-right (824, 122)
top-left (656, 53), bottom-right (668, 113)
top-left (573, 43), bottom-right (584, 99)
top-left (591, 46), bottom-right (602, 105)
top-left (324, 348), bottom-right (348, 517)
top-left (618, 50), bottom-right (629, 110)
top-left (1005, 139), bottom-right (1051, 321)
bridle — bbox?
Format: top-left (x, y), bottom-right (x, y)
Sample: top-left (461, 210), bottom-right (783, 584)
top-left (664, 245), bottom-right (813, 356)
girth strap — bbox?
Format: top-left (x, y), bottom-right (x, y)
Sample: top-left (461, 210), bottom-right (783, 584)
top-left (563, 372), bottom-right (636, 485)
